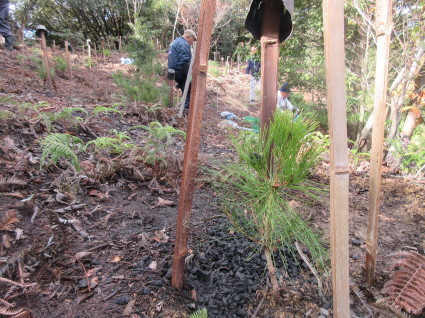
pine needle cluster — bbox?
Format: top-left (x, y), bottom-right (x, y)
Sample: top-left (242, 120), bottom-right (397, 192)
top-left (215, 111), bottom-right (328, 274)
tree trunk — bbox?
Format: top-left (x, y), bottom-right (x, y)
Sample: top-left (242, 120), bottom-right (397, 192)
top-left (265, 248), bottom-right (280, 300)
top-left (401, 107), bottom-right (422, 139)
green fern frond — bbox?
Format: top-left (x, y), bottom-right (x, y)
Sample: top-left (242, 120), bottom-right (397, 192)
top-left (0, 110), bottom-right (15, 120)
top-left (189, 308), bottom-right (207, 318)
top-left (93, 106), bottom-right (122, 116)
top-left (39, 133), bottom-right (83, 171)
top-left (85, 136), bottom-right (134, 154)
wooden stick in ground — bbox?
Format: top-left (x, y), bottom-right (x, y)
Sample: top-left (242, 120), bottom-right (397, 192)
top-left (65, 40), bottom-right (73, 80)
top-left (101, 39), bottom-right (105, 62)
top-left (119, 36), bottom-right (122, 52)
top-left (40, 31), bottom-right (52, 91)
top-left (168, 79), bottom-right (174, 108)
top-left (259, 0), bottom-right (281, 131)
top-left (171, 0), bottom-right (217, 289)
top-left (53, 40), bottom-right (56, 53)
top-left (365, 0), bottom-right (393, 285)
top-left (178, 42), bottom-right (197, 117)
top-left (322, 0), bottom-right (350, 316)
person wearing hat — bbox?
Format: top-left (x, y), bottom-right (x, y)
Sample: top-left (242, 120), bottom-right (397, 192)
top-left (277, 82), bottom-right (299, 114)
top-left (0, 0), bottom-right (14, 51)
top-left (167, 30), bottom-right (197, 111)
top-left (246, 46), bottom-right (261, 104)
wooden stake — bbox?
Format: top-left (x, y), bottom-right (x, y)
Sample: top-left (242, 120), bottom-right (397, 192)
top-left (101, 39), bottom-right (105, 62)
top-left (172, 0), bottom-right (217, 289)
top-left (322, 0), bottom-right (350, 316)
top-left (365, 0), bottom-right (393, 285)
top-left (40, 32), bottom-right (52, 91)
top-left (65, 40), bottom-right (73, 80)
top-left (119, 36), bottom-right (122, 52)
top-left (53, 40), bottom-right (56, 53)
top-left (259, 0), bottom-right (281, 131)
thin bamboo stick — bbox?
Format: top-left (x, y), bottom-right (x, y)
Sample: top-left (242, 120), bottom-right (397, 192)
top-left (322, 0), bottom-right (350, 316)
top-left (365, 0), bottom-right (393, 285)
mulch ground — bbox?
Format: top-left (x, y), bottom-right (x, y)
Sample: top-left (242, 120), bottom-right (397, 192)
top-left (0, 46), bottom-right (424, 318)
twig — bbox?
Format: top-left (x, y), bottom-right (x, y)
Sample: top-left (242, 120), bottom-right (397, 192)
top-left (253, 294), bottom-right (266, 317)
top-left (102, 287), bottom-right (124, 301)
top-left (31, 206), bottom-right (39, 224)
top-left (75, 258), bottom-right (91, 292)
top-left (295, 241), bottom-right (323, 296)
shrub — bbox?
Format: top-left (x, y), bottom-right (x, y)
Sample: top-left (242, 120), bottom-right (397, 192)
top-left (215, 111), bottom-right (328, 296)
top-left (54, 56), bottom-right (68, 72)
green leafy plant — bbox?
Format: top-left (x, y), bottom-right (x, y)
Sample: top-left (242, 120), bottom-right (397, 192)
top-left (0, 110), bottom-right (15, 120)
top-left (130, 121), bottom-right (185, 167)
top-left (189, 308), bottom-right (208, 318)
top-left (208, 60), bottom-right (221, 78)
top-left (85, 130), bottom-right (133, 154)
top-left (104, 49), bottom-right (111, 57)
top-left (84, 56), bottom-right (96, 68)
top-left (54, 56), bottom-right (68, 72)
top-left (215, 111), bottom-right (328, 297)
top-left (40, 107), bottom-right (87, 132)
top-left (39, 133), bottom-right (83, 171)
top-left (389, 125), bottom-right (425, 175)
top-left (92, 106), bottom-right (122, 116)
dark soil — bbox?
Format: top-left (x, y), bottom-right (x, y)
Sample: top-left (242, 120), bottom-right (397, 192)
top-left (0, 47), bottom-right (424, 318)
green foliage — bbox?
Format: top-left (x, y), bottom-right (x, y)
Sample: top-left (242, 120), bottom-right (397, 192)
top-left (126, 17), bottom-right (156, 66)
top-left (54, 56), bottom-right (68, 72)
top-left (112, 71), bottom-right (169, 106)
top-left (289, 93), bottom-right (328, 131)
top-left (85, 130), bottom-right (134, 154)
top-left (189, 308), bottom-right (208, 318)
top-left (84, 56), bottom-right (97, 68)
top-left (130, 121), bottom-right (185, 166)
top-left (92, 106), bottom-right (122, 116)
top-left (104, 49), bottom-right (111, 57)
top-left (40, 133), bottom-right (83, 171)
top-left (40, 107), bottom-right (87, 132)
top-left (0, 110), bottom-right (15, 120)
top-left (208, 60), bottom-right (221, 78)
top-left (389, 125), bottom-right (425, 175)
top-left (215, 111), bottom-right (328, 271)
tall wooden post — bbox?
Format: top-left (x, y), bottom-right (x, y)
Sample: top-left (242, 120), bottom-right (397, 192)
top-left (53, 40), bottom-right (56, 53)
top-left (65, 40), bottom-right (73, 80)
top-left (172, 0), bottom-right (217, 289)
top-left (322, 0), bottom-right (350, 316)
top-left (259, 0), bottom-right (281, 131)
top-left (119, 36), bottom-right (122, 52)
top-left (40, 32), bottom-right (52, 91)
top-left (365, 0), bottom-right (393, 285)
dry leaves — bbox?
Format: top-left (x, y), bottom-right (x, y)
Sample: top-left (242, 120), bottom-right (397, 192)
top-left (157, 197), bottom-right (174, 207)
top-left (152, 229), bottom-right (169, 243)
top-left (109, 255), bottom-right (123, 263)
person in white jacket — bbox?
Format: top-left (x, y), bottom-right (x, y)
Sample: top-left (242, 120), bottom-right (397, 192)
top-left (276, 82), bottom-right (299, 115)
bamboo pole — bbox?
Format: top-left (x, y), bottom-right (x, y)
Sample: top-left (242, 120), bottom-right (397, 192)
top-left (178, 43), bottom-right (196, 117)
top-left (65, 40), bottom-right (72, 80)
top-left (259, 0), bottom-right (281, 131)
top-left (40, 31), bottom-right (52, 91)
top-left (172, 0), bottom-right (217, 289)
top-left (365, 0), bottom-right (393, 285)
top-left (322, 0), bottom-right (350, 316)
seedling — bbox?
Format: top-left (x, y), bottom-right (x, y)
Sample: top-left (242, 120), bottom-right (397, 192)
top-left (215, 111), bottom-right (328, 298)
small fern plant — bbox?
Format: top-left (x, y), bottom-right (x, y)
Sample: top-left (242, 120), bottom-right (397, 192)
top-left (85, 131), bottom-right (134, 154)
top-left (40, 133), bottom-right (83, 171)
top-left (190, 308), bottom-right (207, 318)
top-left (131, 121), bottom-right (186, 147)
top-left (92, 105), bottom-right (122, 116)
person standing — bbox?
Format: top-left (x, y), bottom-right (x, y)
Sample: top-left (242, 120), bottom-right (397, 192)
top-left (277, 82), bottom-right (300, 114)
top-left (167, 29), bottom-right (197, 111)
top-left (0, 0), bottom-right (13, 51)
top-left (246, 46), bottom-right (261, 104)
